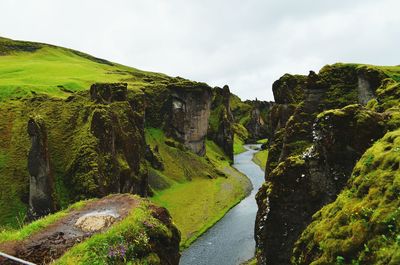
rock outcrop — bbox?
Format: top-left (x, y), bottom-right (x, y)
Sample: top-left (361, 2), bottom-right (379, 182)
top-left (66, 83), bottom-right (148, 199)
top-left (245, 100), bottom-right (274, 142)
top-left (166, 81), bottom-right (212, 156)
top-left (255, 64), bottom-right (389, 265)
top-left (292, 129), bottom-right (400, 265)
top-left (209, 85), bottom-right (234, 160)
top-left (0, 194), bottom-right (181, 265)
top-left (27, 117), bottom-right (58, 219)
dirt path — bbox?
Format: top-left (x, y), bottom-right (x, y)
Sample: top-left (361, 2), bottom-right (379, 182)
top-left (0, 194), bottom-right (139, 265)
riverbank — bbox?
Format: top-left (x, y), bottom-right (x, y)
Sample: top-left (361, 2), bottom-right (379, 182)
top-left (149, 138), bottom-right (252, 248)
top-left (180, 145), bottom-right (265, 265)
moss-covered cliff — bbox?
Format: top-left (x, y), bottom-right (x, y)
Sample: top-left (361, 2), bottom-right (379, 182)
top-left (255, 63), bottom-right (400, 264)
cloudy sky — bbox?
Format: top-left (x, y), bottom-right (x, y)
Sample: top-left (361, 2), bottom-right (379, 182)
top-left (1, 0), bottom-right (399, 100)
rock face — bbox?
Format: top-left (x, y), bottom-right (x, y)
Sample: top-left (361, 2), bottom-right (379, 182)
top-left (357, 67), bottom-right (387, 105)
top-left (209, 85), bottom-right (234, 160)
top-left (167, 82), bottom-right (212, 156)
top-left (245, 100), bottom-right (274, 142)
top-left (292, 129), bottom-right (400, 265)
top-left (66, 83), bottom-right (148, 199)
top-left (27, 117), bottom-right (57, 219)
top-left (255, 64), bottom-right (388, 265)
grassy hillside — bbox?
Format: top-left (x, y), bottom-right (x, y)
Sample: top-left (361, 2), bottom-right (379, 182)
top-left (0, 37), bottom-right (170, 101)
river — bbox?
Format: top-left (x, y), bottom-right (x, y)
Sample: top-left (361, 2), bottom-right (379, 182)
top-left (180, 145), bottom-right (265, 265)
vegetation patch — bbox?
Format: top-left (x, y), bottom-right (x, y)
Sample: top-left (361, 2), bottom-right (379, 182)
top-left (146, 128), bottom-right (251, 248)
top-left (253, 150), bottom-right (268, 171)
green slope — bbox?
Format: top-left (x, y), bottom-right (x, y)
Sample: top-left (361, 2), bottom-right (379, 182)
top-left (0, 37), bottom-right (170, 101)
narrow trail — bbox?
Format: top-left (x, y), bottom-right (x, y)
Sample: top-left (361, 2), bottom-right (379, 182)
top-left (180, 145), bottom-right (265, 265)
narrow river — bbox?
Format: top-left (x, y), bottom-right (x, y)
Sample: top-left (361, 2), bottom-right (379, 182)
top-left (180, 145), bottom-right (265, 265)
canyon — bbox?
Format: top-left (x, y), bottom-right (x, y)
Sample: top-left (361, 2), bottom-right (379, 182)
top-left (0, 37), bottom-right (399, 265)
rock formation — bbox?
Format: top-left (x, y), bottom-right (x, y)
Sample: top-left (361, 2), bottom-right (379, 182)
top-left (167, 81), bottom-right (212, 156)
top-left (245, 100), bottom-right (274, 142)
top-left (65, 83), bottom-right (148, 199)
top-left (255, 64), bottom-right (389, 265)
top-left (209, 85), bottom-right (234, 160)
top-left (27, 116), bottom-right (57, 219)
top-left (0, 194), bottom-right (181, 265)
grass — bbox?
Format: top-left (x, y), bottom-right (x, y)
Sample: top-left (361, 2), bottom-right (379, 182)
top-left (55, 197), bottom-right (174, 265)
top-left (0, 37), bottom-right (169, 101)
top-left (0, 199), bottom-right (90, 243)
top-left (146, 128), bottom-right (251, 248)
top-left (256, 138), bottom-right (268, 144)
top-left (0, 195), bottom-right (178, 264)
top-left (234, 135), bottom-right (247, 155)
top-left (252, 149), bottom-right (268, 171)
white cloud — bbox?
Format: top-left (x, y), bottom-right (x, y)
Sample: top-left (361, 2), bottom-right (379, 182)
top-left (0, 0), bottom-right (399, 100)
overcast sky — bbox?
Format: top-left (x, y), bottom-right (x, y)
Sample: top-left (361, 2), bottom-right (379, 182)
top-left (1, 0), bottom-right (399, 100)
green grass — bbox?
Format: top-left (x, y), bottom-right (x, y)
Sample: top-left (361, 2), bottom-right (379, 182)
top-left (0, 37), bottom-right (169, 101)
top-left (234, 135), bottom-right (247, 155)
top-left (252, 149), bottom-right (268, 171)
top-left (0, 199), bottom-right (90, 243)
top-left (256, 138), bottom-right (268, 144)
top-left (146, 128), bottom-right (251, 248)
top-left (55, 197), bottom-right (173, 265)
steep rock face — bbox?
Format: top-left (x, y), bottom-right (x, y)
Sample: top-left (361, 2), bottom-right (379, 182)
top-left (66, 83), bottom-right (148, 199)
top-left (27, 117), bottom-right (57, 219)
top-left (357, 67), bottom-right (387, 105)
top-left (209, 85), bottom-right (234, 160)
top-left (293, 129), bottom-right (400, 265)
top-left (255, 64), bottom-right (388, 265)
top-left (245, 100), bottom-right (274, 142)
top-left (167, 82), bottom-right (212, 156)
top-left (0, 84), bottom-right (149, 224)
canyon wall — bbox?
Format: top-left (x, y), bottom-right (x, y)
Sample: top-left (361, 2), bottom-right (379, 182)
top-left (255, 64), bottom-right (398, 264)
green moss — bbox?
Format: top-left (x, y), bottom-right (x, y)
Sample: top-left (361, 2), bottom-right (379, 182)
top-left (293, 129), bottom-right (400, 265)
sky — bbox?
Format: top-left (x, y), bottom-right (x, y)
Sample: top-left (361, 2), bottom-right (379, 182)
top-left (1, 0), bottom-right (399, 100)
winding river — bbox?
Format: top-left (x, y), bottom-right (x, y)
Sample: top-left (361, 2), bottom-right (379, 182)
top-left (180, 145), bottom-right (264, 265)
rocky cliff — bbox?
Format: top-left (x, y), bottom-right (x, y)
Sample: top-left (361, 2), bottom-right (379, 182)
top-left (209, 85), bottom-right (234, 160)
top-left (244, 100), bottom-right (274, 142)
top-left (27, 116), bottom-right (58, 219)
top-left (255, 63), bottom-right (400, 264)
top-left (0, 83), bottom-right (149, 223)
top-left (166, 81), bottom-right (212, 156)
